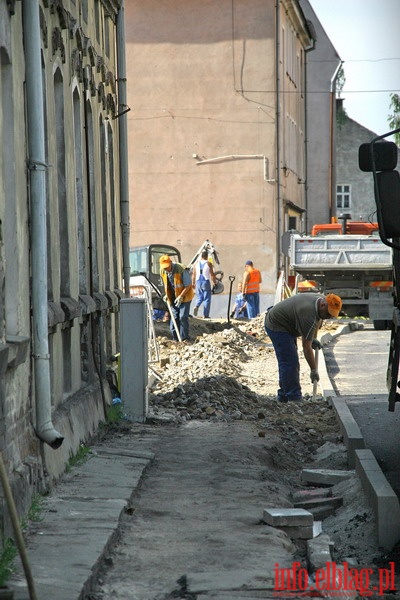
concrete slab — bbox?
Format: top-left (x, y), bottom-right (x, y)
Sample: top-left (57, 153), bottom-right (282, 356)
top-left (11, 449), bottom-right (153, 600)
top-left (196, 595), bottom-right (293, 599)
top-left (301, 469), bottom-right (355, 486)
top-left (306, 504), bottom-right (338, 520)
top-left (294, 496), bottom-right (343, 510)
top-left (263, 508), bottom-right (313, 527)
top-left (313, 521), bottom-right (323, 537)
top-left (354, 449), bottom-right (400, 549)
top-left (196, 595), bottom-right (295, 599)
top-left (276, 525), bottom-right (314, 539)
top-left (343, 395), bottom-right (400, 495)
top-left (307, 533), bottom-right (334, 571)
top-left (292, 488), bottom-right (332, 502)
top-left (92, 446), bottom-right (155, 461)
top-left (186, 569), bottom-right (275, 594)
top-left (331, 398), bottom-right (365, 467)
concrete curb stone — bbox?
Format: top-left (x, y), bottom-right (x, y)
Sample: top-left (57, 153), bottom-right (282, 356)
top-left (355, 449), bottom-right (400, 549)
top-left (318, 321), bottom-right (400, 550)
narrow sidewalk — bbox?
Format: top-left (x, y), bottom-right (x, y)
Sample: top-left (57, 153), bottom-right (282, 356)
top-left (11, 431), bottom-right (156, 600)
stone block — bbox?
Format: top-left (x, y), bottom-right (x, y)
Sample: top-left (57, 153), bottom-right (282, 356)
top-left (313, 521), bottom-right (323, 537)
top-left (331, 398), bottom-right (365, 467)
top-left (292, 487), bottom-right (332, 502)
top-left (277, 525), bottom-right (314, 539)
top-left (263, 507), bottom-right (313, 527)
top-left (186, 569), bottom-right (275, 594)
top-left (307, 504), bottom-right (339, 520)
top-left (355, 449), bottom-right (400, 549)
top-left (294, 496), bottom-right (343, 510)
top-left (307, 533), bottom-right (334, 571)
top-left (300, 468), bottom-right (354, 486)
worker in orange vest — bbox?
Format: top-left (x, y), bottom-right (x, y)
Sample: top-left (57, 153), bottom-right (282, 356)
top-left (242, 260), bottom-right (262, 318)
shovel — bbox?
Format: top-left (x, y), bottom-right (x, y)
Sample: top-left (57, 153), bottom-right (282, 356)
top-left (312, 347), bottom-right (319, 400)
top-left (166, 299), bottom-right (182, 342)
top-left (227, 275), bottom-right (236, 323)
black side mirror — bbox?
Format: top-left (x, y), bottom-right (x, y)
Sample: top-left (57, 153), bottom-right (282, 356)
top-left (358, 141), bottom-right (398, 172)
top-left (358, 135), bottom-right (400, 244)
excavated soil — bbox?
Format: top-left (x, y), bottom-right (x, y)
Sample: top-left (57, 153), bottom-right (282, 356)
top-left (87, 314), bottom-right (397, 599)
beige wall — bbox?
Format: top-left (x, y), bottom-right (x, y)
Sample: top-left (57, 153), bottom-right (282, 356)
top-left (126, 0), bottom-right (311, 312)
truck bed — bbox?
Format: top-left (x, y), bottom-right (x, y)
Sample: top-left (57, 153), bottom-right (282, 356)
top-left (290, 235), bottom-right (392, 277)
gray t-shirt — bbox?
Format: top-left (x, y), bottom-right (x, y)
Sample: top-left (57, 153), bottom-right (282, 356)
top-left (265, 293), bottom-right (323, 340)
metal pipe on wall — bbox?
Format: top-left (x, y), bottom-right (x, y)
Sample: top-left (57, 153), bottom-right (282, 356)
top-left (275, 0), bottom-right (282, 271)
top-left (22, 0), bottom-right (63, 448)
top-left (116, 1), bottom-right (131, 297)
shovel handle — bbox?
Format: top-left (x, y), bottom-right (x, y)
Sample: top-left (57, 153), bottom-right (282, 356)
top-left (166, 299), bottom-right (182, 342)
top-left (312, 347), bottom-right (319, 400)
top-left (227, 276), bottom-right (236, 323)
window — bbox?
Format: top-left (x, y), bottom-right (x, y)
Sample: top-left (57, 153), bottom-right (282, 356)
top-left (336, 184), bottom-right (351, 209)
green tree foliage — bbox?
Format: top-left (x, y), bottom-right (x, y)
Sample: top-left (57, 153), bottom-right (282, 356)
top-left (336, 65), bottom-right (347, 129)
top-left (336, 65), bottom-right (346, 98)
top-left (388, 93), bottom-right (400, 145)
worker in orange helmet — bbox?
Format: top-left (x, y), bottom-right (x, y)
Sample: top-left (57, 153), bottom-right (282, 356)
top-left (264, 293), bottom-right (342, 403)
top-left (159, 254), bottom-right (194, 342)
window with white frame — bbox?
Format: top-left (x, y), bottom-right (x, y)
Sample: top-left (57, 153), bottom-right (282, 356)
top-left (336, 184), bottom-right (351, 209)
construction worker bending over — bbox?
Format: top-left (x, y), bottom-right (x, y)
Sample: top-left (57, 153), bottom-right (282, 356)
top-left (264, 293), bottom-right (342, 403)
top-left (192, 250), bottom-right (217, 318)
top-left (242, 260), bottom-right (262, 318)
top-left (160, 255), bottom-right (194, 342)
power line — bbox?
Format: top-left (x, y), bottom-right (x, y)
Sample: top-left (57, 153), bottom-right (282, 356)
top-left (310, 57), bottom-right (400, 63)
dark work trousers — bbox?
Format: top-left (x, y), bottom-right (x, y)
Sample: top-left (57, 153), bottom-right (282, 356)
top-left (169, 300), bottom-right (191, 341)
top-left (246, 292), bottom-right (260, 318)
top-left (265, 326), bottom-right (302, 402)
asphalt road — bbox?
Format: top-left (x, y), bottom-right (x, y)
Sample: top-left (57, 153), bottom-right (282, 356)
top-left (323, 323), bottom-right (400, 494)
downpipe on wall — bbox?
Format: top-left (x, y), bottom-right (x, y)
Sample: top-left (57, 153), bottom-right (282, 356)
top-left (22, 0), bottom-right (64, 449)
top-left (116, 0), bottom-right (131, 297)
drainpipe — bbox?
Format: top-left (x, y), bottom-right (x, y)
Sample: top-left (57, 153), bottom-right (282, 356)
top-left (329, 61), bottom-right (343, 221)
top-left (22, 0), bottom-right (63, 449)
top-left (275, 0), bottom-right (282, 271)
top-left (304, 27), bottom-right (317, 233)
top-left (116, 0), bottom-right (131, 297)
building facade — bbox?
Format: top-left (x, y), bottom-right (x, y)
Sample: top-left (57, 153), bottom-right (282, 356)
top-left (299, 0), bottom-right (342, 232)
top-left (336, 103), bottom-right (385, 223)
top-left (0, 0), bottom-right (125, 536)
top-left (125, 0), bottom-right (314, 313)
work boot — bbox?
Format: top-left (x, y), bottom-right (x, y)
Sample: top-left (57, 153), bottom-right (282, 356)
top-left (193, 306), bottom-right (199, 317)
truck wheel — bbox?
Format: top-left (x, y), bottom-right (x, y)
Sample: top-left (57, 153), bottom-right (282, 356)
top-left (373, 320), bottom-right (387, 330)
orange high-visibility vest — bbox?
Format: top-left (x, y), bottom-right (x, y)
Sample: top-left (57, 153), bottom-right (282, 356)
top-left (246, 268), bottom-right (261, 293)
top-left (161, 264), bottom-right (195, 303)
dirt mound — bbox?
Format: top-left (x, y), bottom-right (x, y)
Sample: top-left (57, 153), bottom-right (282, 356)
top-left (150, 316), bottom-right (342, 474)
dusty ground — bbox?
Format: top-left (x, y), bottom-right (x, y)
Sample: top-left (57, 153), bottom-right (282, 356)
top-left (150, 314), bottom-right (380, 565)
top-left (85, 314), bottom-right (395, 599)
